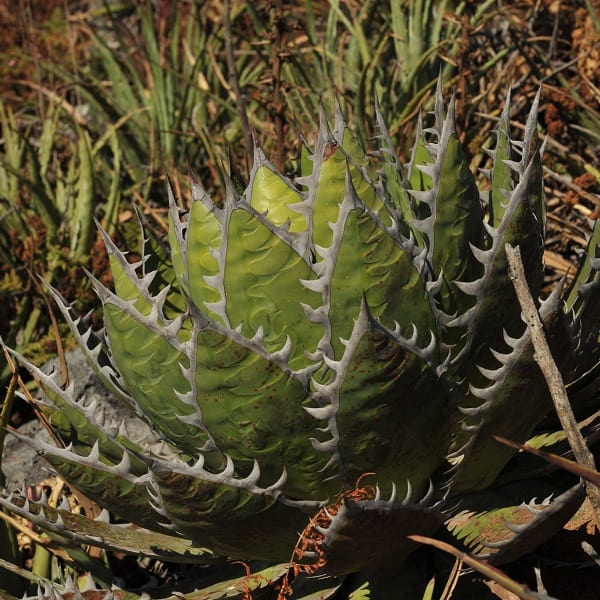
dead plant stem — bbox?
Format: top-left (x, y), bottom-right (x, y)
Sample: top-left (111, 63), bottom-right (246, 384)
top-left (270, 0), bottom-right (286, 172)
top-left (223, 0), bottom-right (253, 172)
top-left (505, 243), bottom-right (600, 521)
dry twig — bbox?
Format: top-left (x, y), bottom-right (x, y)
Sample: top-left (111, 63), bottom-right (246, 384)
top-left (505, 243), bottom-right (600, 522)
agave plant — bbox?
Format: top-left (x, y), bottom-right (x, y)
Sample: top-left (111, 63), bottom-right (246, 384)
top-left (1, 87), bottom-right (599, 598)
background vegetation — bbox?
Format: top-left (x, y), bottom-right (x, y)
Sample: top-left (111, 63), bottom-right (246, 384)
top-left (0, 0), bottom-right (598, 597)
top-left (1, 0), bottom-right (599, 383)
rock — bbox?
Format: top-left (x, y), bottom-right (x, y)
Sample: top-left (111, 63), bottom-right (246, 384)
top-left (1, 347), bottom-right (154, 490)
top-left (2, 419), bottom-right (53, 489)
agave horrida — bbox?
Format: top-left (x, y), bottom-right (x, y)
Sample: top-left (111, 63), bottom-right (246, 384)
top-left (2, 86), bottom-right (599, 595)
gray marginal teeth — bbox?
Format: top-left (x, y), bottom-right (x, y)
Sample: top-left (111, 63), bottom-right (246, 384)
top-left (2, 80), bottom-right (598, 598)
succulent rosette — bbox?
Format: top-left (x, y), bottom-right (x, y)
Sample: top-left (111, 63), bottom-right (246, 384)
top-left (2, 87), bottom-right (598, 598)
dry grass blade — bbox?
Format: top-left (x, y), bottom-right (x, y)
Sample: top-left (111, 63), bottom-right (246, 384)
top-left (493, 435), bottom-right (600, 488)
top-left (440, 556), bottom-right (462, 600)
top-left (1, 343), bottom-right (62, 450)
top-left (0, 506), bottom-right (48, 546)
top-left (408, 535), bottom-right (558, 600)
